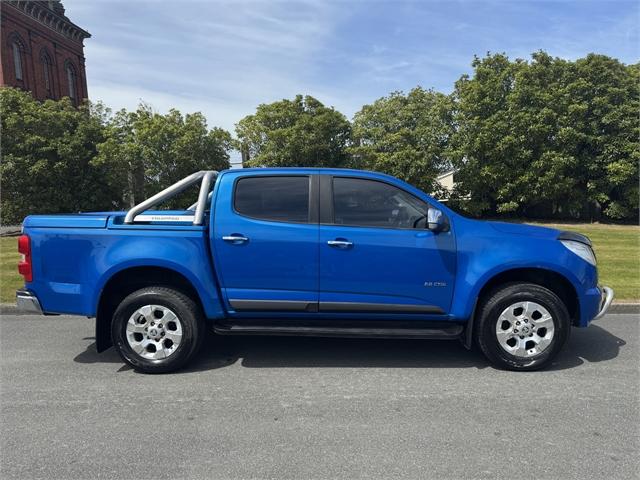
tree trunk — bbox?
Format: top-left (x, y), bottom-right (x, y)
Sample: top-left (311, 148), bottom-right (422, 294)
top-left (132, 161), bottom-right (145, 205)
top-left (127, 160), bottom-right (145, 207)
top-left (126, 170), bottom-right (136, 208)
top-left (241, 143), bottom-right (250, 165)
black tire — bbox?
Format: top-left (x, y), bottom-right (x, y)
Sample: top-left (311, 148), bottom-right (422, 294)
top-left (111, 286), bottom-right (205, 373)
top-left (475, 282), bottom-right (570, 371)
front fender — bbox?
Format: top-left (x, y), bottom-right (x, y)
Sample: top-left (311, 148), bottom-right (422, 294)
top-left (450, 227), bottom-right (597, 323)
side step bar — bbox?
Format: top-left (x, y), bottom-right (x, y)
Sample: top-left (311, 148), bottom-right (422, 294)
top-left (213, 321), bottom-right (463, 340)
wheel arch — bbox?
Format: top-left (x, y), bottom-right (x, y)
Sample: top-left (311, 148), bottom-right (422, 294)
top-left (476, 267), bottom-right (580, 325)
top-left (95, 265), bottom-right (208, 352)
top-left (462, 266), bottom-right (580, 349)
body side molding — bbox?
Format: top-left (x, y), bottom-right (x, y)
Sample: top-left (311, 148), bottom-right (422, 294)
top-left (319, 302), bottom-right (444, 314)
top-left (229, 299), bottom-right (319, 312)
top-left (230, 299), bottom-right (445, 314)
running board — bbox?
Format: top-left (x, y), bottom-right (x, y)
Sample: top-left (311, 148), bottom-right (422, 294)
top-left (213, 321), bottom-right (463, 340)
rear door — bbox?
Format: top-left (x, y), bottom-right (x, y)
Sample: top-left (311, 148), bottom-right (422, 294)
top-left (212, 173), bottom-right (319, 314)
top-left (318, 175), bottom-right (455, 314)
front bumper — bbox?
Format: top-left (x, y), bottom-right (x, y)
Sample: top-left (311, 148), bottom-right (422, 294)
top-left (16, 289), bottom-right (43, 314)
top-left (593, 286), bottom-right (614, 321)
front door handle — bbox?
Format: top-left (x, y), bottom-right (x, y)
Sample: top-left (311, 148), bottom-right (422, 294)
top-left (223, 235), bottom-right (249, 243)
top-left (327, 239), bottom-right (353, 248)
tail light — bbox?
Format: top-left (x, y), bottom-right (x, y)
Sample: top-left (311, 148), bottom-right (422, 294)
top-left (18, 234), bottom-right (33, 282)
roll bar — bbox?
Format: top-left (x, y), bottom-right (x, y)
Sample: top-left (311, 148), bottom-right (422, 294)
top-left (124, 170), bottom-right (218, 225)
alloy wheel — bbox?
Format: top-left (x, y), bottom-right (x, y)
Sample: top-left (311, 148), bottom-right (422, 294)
top-left (126, 305), bottom-right (183, 360)
top-left (495, 301), bottom-right (555, 358)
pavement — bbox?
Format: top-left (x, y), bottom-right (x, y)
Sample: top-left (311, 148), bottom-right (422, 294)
top-left (0, 314), bottom-right (638, 480)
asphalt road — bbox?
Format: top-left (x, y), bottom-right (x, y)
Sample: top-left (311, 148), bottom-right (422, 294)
top-left (1, 314), bottom-right (638, 480)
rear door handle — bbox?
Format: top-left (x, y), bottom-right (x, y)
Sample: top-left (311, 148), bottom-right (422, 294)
top-left (327, 239), bottom-right (353, 248)
top-left (223, 235), bottom-right (249, 243)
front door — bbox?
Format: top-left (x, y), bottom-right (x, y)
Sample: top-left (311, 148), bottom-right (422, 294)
top-left (319, 176), bottom-right (455, 314)
top-left (213, 174), bottom-right (319, 314)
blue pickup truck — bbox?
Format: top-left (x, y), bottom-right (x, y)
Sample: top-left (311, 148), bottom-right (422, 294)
top-left (17, 168), bottom-right (613, 373)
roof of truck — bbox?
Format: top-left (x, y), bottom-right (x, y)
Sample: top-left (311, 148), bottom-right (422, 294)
top-left (220, 167), bottom-right (399, 181)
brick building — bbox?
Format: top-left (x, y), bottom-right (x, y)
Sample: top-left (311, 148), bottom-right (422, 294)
top-left (1, 0), bottom-right (90, 104)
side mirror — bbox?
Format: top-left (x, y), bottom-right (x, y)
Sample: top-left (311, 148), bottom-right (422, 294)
top-left (427, 208), bottom-right (446, 232)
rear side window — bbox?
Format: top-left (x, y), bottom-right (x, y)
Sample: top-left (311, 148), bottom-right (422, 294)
top-left (234, 176), bottom-right (310, 223)
top-left (333, 177), bottom-right (429, 229)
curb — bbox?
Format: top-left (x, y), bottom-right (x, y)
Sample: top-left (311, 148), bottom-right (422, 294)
top-left (1, 304), bottom-right (20, 315)
top-left (1, 304), bottom-right (27, 316)
top-left (1, 303), bottom-right (638, 316)
top-left (609, 303), bottom-right (640, 315)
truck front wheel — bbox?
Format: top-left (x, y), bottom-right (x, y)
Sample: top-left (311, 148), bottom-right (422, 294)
top-left (111, 286), bottom-right (205, 373)
top-left (475, 283), bottom-right (571, 371)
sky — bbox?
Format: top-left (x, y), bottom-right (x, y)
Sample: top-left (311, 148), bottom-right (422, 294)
top-left (65, 0), bottom-right (639, 144)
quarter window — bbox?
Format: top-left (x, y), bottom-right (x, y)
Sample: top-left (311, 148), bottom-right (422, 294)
top-left (234, 176), bottom-right (310, 223)
top-left (332, 177), bottom-right (429, 229)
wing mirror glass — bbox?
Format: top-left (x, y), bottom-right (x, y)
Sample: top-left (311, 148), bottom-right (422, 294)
top-left (427, 208), bottom-right (446, 232)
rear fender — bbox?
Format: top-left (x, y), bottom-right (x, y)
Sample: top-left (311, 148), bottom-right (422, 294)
top-left (92, 232), bottom-right (225, 352)
top-left (94, 258), bottom-right (224, 320)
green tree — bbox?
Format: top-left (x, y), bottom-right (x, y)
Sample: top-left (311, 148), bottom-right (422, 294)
top-left (570, 56), bottom-right (639, 219)
top-left (350, 87), bottom-right (455, 195)
top-left (235, 95), bottom-right (351, 167)
top-left (94, 104), bottom-right (232, 206)
top-left (449, 52), bottom-right (639, 220)
top-left (0, 87), bottom-right (116, 224)
top-left (448, 53), bottom-right (528, 216)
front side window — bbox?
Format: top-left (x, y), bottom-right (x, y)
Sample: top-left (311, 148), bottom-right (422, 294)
top-left (12, 42), bottom-right (23, 81)
top-left (333, 177), bottom-right (429, 229)
top-left (234, 176), bottom-right (310, 223)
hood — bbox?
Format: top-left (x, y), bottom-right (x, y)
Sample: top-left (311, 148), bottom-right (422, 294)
top-left (487, 221), bottom-right (560, 239)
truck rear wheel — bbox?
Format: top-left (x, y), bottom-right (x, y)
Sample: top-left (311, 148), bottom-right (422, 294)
top-left (475, 283), bottom-right (570, 371)
top-left (111, 286), bottom-right (205, 373)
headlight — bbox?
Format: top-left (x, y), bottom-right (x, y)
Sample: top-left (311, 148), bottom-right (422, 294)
top-left (560, 240), bottom-right (596, 266)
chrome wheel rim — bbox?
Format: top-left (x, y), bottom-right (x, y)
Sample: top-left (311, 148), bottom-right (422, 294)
top-left (495, 301), bottom-right (555, 358)
top-left (126, 305), bottom-right (183, 360)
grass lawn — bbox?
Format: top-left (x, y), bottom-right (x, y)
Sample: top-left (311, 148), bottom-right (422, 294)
top-left (1, 236), bottom-right (23, 304)
top-left (0, 223), bottom-right (637, 304)
top-left (529, 222), bottom-right (639, 302)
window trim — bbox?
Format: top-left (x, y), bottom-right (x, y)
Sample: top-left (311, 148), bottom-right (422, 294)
top-left (232, 174), bottom-right (317, 225)
top-left (324, 175), bottom-right (438, 231)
